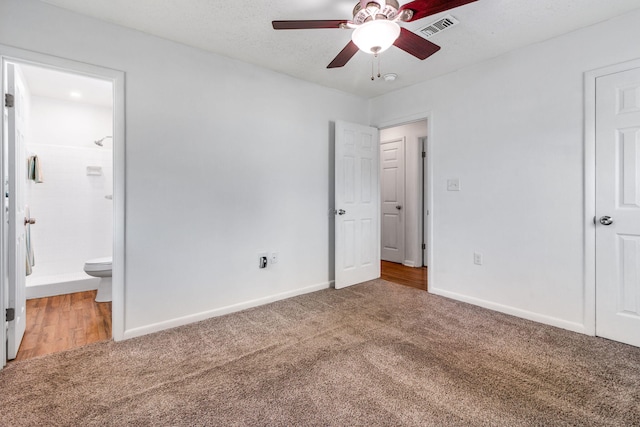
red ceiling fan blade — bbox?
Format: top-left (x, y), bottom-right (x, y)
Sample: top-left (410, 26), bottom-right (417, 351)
top-left (272, 20), bottom-right (348, 30)
top-left (399, 0), bottom-right (478, 22)
top-left (327, 41), bottom-right (360, 69)
top-left (394, 28), bottom-right (441, 60)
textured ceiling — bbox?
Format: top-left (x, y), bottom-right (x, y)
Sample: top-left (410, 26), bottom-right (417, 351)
top-left (38, 0), bottom-right (640, 98)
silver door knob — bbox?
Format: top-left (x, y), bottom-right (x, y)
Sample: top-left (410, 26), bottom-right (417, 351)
top-left (396, 205), bottom-right (402, 210)
top-left (599, 216), bottom-right (613, 226)
top-left (337, 209), bottom-right (346, 216)
top-left (24, 217), bottom-right (36, 225)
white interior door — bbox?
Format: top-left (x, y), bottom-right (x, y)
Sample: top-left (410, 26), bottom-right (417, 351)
top-left (380, 138), bottom-right (405, 264)
top-left (335, 120), bottom-right (380, 289)
top-left (6, 63), bottom-right (27, 359)
top-left (595, 65), bottom-right (640, 348)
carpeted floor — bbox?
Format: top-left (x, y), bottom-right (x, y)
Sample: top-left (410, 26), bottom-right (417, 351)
top-left (1, 279), bottom-right (639, 426)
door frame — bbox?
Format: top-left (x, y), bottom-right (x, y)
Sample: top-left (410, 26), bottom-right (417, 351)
top-left (376, 112), bottom-right (433, 279)
top-left (0, 45), bottom-right (126, 354)
top-left (584, 57), bottom-right (640, 337)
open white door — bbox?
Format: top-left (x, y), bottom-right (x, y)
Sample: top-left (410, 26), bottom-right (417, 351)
top-left (595, 65), bottom-right (640, 348)
top-left (335, 120), bottom-right (380, 289)
top-left (5, 62), bottom-right (27, 359)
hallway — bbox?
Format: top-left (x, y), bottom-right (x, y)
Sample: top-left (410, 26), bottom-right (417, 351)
top-left (381, 261), bottom-right (427, 291)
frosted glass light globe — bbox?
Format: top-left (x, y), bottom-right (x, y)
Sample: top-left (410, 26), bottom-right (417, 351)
top-left (351, 20), bottom-right (401, 55)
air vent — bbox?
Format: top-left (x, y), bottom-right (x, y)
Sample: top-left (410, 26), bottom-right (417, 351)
top-left (418, 14), bottom-right (460, 38)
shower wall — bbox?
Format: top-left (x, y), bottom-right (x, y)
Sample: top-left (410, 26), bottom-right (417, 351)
top-left (26, 95), bottom-right (112, 292)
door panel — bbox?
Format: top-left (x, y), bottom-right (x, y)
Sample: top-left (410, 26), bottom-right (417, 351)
top-left (335, 121), bottom-right (380, 289)
top-left (6, 63), bottom-right (28, 359)
top-left (595, 66), bottom-right (640, 347)
top-left (380, 138), bottom-right (405, 263)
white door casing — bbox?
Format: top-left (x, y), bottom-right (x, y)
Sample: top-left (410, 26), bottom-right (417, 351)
top-left (335, 121), bottom-right (380, 289)
top-left (380, 138), bottom-right (405, 264)
top-left (595, 65), bottom-right (640, 348)
top-left (6, 62), bottom-right (27, 359)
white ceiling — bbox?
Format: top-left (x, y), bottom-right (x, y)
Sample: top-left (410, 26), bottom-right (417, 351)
top-left (38, 0), bottom-right (640, 98)
top-left (20, 63), bottom-right (113, 107)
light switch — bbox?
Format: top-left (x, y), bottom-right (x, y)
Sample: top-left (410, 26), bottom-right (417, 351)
top-left (447, 178), bottom-right (460, 191)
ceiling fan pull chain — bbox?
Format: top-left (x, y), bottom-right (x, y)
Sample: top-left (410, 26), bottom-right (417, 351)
top-left (371, 56), bottom-right (375, 81)
top-left (377, 54), bottom-right (381, 78)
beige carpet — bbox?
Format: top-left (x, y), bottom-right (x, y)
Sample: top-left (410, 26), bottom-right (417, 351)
top-left (1, 279), bottom-right (639, 426)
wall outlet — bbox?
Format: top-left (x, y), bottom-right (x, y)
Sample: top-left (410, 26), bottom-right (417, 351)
top-left (259, 252), bottom-right (268, 269)
top-left (447, 178), bottom-right (461, 191)
top-left (473, 252), bottom-right (483, 265)
top-left (270, 252), bottom-right (279, 264)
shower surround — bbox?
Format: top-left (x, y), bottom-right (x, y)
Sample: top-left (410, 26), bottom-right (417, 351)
top-left (25, 94), bottom-right (113, 297)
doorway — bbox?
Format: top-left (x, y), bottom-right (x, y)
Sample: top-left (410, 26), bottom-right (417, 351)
top-left (379, 119), bottom-right (428, 290)
top-left (1, 47), bottom-right (125, 368)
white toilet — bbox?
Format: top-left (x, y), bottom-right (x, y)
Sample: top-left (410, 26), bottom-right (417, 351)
top-left (84, 257), bottom-right (112, 302)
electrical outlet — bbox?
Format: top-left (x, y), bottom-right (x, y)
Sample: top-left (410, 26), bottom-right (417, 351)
top-left (270, 252), bottom-right (279, 264)
top-left (259, 252), bottom-right (268, 269)
top-left (473, 252), bottom-right (483, 265)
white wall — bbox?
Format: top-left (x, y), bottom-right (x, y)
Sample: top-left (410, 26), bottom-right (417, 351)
top-left (380, 121), bottom-right (427, 268)
top-left (26, 95), bottom-right (112, 282)
top-left (0, 0), bottom-right (369, 336)
top-left (370, 8), bottom-right (640, 333)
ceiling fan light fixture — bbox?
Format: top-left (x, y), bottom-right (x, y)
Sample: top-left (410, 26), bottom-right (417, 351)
top-left (351, 20), bottom-right (400, 55)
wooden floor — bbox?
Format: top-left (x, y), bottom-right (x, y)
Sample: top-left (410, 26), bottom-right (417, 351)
top-left (13, 290), bottom-right (112, 362)
top-left (381, 261), bottom-right (428, 291)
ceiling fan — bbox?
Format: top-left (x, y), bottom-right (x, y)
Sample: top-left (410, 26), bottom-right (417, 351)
top-left (273, 0), bottom-right (477, 69)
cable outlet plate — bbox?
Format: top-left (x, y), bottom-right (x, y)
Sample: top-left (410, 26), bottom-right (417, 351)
top-left (447, 178), bottom-right (461, 191)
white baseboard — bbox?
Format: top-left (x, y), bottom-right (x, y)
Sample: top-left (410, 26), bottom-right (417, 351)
top-left (26, 275), bottom-right (99, 299)
top-left (429, 287), bottom-right (588, 335)
top-left (403, 260), bottom-right (416, 267)
top-left (122, 281), bottom-right (332, 340)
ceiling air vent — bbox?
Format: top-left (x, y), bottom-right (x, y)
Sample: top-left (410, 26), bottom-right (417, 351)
top-left (418, 14), bottom-right (460, 38)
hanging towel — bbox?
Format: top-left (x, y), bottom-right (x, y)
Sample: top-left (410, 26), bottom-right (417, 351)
top-left (25, 206), bottom-right (35, 276)
top-left (27, 155), bottom-right (44, 183)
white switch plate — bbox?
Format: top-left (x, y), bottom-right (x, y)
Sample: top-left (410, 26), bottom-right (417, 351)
top-left (270, 252), bottom-right (279, 264)
top-left (447, 178), bottom-right (460, 191)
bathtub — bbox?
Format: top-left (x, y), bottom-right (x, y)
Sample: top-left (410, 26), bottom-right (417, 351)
top-left (26, 272), bottom-right (99, 299)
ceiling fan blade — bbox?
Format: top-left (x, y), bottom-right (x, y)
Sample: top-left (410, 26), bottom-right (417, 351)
top-left (327, 41), bottom-right (360, 69)
top-left (394, 28), bottom-right (441, 60)
top-left (399, 0), bottom-right (478, 22)
top-left (272, 20), bottom-right (348, 30)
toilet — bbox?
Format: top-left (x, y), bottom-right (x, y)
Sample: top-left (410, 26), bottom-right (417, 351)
top-left (84, 257), bottom-right (112, 302)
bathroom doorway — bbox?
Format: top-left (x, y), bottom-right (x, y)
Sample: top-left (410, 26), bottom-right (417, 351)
top-left (1, 49), bottom-right (125, 366)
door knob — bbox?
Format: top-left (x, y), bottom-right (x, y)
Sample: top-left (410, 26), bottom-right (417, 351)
top-left (599, 216), bottom-right (613, 226)
top-left (396, 205), bottom-right (402, 210)
top-left (24, 217), bottom-right (36, 225)
top-left (336, 209), bottom-right (346, 216)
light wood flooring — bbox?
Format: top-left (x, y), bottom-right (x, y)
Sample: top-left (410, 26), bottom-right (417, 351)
top-left (381, 261), bottom-right (428, 291)
top-left (13, 290), bottom-right (111, 362)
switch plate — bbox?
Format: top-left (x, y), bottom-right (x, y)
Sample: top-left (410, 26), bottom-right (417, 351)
top-left (270, 252), bottom-right (279, 264)
top-left (473, 252), bottom-right (483, 265)
top-left (447, 179), bottom-right (461, 191)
